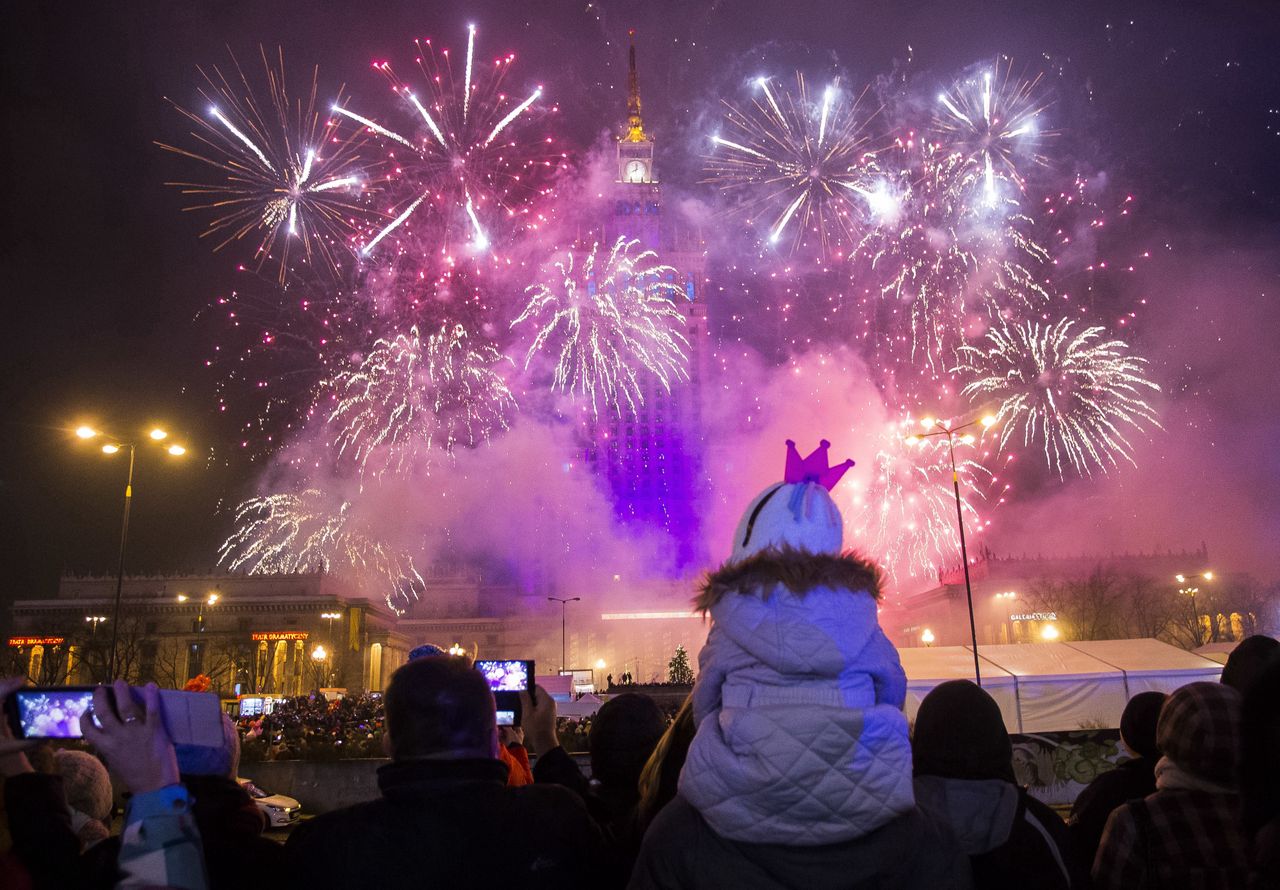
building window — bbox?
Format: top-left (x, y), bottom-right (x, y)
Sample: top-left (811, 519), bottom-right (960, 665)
top-left (187, 642), bottom-right (204, 680)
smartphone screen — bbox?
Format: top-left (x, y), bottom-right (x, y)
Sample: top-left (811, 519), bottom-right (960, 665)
top-left (476, 660), bottom-right (531, 692)
top-left (496, 709), bottom-right (516, 726)
top-left (12, 688), bottom-right (96, 738)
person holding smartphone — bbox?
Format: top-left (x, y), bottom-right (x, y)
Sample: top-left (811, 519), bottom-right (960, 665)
top-left (1, 676), bottom-right (210, 890)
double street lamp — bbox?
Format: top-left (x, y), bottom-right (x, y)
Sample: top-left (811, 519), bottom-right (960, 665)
top-left (908, 414), bottom-right (996, 686)
top-left (1175, 571), bottom-right (1216, 646)
top-left (75, 424), bottom-right (189, 677)
top-left (177, 592), bottom-right (219, 632)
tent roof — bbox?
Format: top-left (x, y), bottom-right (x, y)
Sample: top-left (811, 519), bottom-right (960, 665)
top-left (1065, 638), bottom-right (1223, 677)
top-left (899, 645), bottom-right (1016, 686)
top-left (969, 642), bottom-right (1122, 681)
top-left (1194, 641), bottom-right (1241, 665)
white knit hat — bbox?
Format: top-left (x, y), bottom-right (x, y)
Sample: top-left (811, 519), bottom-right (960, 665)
top-left (730, 440), bottom-right (855, 561)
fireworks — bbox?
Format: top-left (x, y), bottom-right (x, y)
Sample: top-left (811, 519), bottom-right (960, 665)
top-left (854, 141), bottom-right (1050, 386)
top-left (160, 47), bottom-right (377, 283)
top-left (333, 25), bottom-right (563, 257)
top-left (327, 322), bottom-right (517, 480)
top-left (219, 489), bottom-right (425, 611)
top-left (956, 318), bottom-right (1161, 477)
top-left (705, 73), bottom-right (883, 256)
top-left (847, 418), bottom-right (990, 583)
top-left (933, 59), bottom-right (1050, 208)
top-left (511, 237), bottom-right (689, 418)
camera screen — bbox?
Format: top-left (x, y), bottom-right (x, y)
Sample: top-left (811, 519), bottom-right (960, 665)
top-left (477, 660), bottom-right (530, 692)
top-left (16, 689), bottom-right (95, 738)
top-left (496, 709), bottom-right (516, 726)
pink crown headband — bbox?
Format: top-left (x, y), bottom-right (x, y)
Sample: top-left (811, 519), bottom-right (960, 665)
top-left (784, 439), bottom-right (855, 491)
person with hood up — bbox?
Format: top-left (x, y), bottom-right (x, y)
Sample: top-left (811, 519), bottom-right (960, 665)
top-left (629, 439), bottom-right (967, 890)
top-left (913, 680), bottom-right (1087, 890)
top-left (1092, 681), bottom-right (1250, 889)
top-left (1067, 690), bottom-right (1165, 870)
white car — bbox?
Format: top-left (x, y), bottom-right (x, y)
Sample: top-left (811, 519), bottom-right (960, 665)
top-left (237, 778), bottom-right (301, 828)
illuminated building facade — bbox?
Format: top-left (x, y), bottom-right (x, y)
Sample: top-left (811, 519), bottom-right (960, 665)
top-left (584, 31), bottom-right (711, 567)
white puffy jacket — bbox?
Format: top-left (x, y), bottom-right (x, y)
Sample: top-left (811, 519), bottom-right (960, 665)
top-left (678, 549), bottom-right (915, 846)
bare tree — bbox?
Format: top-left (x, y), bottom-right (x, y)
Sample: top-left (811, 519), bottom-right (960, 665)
top-left (1028, 567), bottom-right (1124, 641)
top-left (1119, 575), bottom-right (1180, 641)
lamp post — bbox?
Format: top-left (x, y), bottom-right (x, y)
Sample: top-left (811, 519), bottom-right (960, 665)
top-left (311, 644), bottom-right (328, 688)
top-left (76, 425), bottom-right (188, 677)
top-left (1175, 571), bottom-right (1215, 646)
top-left (909, 415), bottom-right (995, 685)
top-left (547, 596), bottom-right (581, 672)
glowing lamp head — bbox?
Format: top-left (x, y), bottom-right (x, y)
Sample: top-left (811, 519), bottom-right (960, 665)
top-left (921, 628), bottom-right (935, 645)
top-left (594, 659), bottom-right (607, 670)
top-left (167, 444), bottom-right (186, 456)
top-left (176, 594), bottom-right (189, 603)
top-left (1203, 571), bottom-right (1214, 581)
top-left (920, 417), bottom-right (935, 429)
top-left (101, 444), bottom-right (120, 454)
top-left (981, 415), bottom-right (997, 428)
top-left (312, 644), bottom-right (327, 661)
top-left (75, 425), bottom-right (98, 439)
top-left (447, 643), bottom-right (466, 657)
top-left (1175, 574), bottom-right (1186, 584)
top-left (149, 428), bottom-right (168, 441)
top-left (1041, 624), bottom-right (1060, 641)
top-left (207, 593), bottom-right (219, 605)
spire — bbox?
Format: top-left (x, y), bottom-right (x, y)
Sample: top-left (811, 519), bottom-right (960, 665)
top-left (624, 28), bottom-right (648, 143)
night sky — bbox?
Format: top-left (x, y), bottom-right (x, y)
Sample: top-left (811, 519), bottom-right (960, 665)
top-left (2, 0), bottom-right (1278, 623)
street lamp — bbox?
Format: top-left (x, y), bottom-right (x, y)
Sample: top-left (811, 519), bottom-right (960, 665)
top-left (177, 592), bottom-right (219, 632)
top-left (75, 423), bottom-right (189, 677)
top-left (447, 643), bottom-right (466, 658)
top-left (909, 414), bottom-right (995, 685)
top-left (85, 615), bottom-right (108, 635)
top-left (1041, 623), bottom-right (1061, 641)
top-left (547, 596), bottom-right (581, 672)
top-left (921, 628), bottom-right (935, 647)
top-left (1174, 571), bottom-right (1215, 646)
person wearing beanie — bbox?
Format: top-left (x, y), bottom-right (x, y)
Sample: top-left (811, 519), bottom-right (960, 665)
top-left (1220, 634), bottom-right (1279, 694)
top-left (1093, 682), bottom-right (1250, 889)
top-left (1067, 691), bottom-right (1165, 870)
top-left (630, 440), bottom-right (966, 890)
top-left (912, 680), bottom-right (1087, 890)
top-left (52, 749), bottom-right (113, 851)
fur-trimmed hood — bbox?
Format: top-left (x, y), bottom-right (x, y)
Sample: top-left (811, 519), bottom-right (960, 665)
top-left (678, 546), bottom-right (914, 846)
top-left (696, 547), bottom-right (883, 613)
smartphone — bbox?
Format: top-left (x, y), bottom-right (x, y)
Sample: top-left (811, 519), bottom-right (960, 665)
top-left (5, 686), bottom-right (225, 747)
top-left (496, 709), bottom-right (516, 727)
top-left (475, 659), bottom-right (533, 693)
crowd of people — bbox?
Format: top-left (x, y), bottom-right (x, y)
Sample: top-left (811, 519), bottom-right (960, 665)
top-left (1, 446), bottom-right (1277, 888)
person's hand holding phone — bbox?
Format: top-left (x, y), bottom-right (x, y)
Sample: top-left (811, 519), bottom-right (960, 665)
top-left (83, 681), bottom-right (180, 795)
top-left (521, 684), bottom-right (558, 755)
top-left (0, 676), bottom-right (36, 777)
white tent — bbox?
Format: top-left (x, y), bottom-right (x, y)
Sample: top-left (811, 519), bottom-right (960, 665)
top-left (556, 693), bottom-right (604, 718)
top-left (1193, 641), bottom-right (1241, 666)
top-left (898, 638), bottom-right (1223, 733)
top-left (1066, 639), bottom-right (1222, 695)
top-left (898, 646), bottom-right (1018, 730)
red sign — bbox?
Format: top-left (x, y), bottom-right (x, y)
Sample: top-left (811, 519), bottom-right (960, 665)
top-left (251, 632), bottom-right (309, 642)
top-left (8, 637), bottom-right (65, 647)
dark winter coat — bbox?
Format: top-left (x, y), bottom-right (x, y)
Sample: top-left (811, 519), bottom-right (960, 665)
top-left (914, 775), bottom-right (1086, 890)
top-left (1068, 755), bottom-right (1157, 870)
top-left (627, 794), bottom-right (969, 890)
top-left (283, 756), bottom-right (607, 889)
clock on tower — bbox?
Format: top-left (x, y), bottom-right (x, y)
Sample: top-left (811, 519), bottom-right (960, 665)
top-left (623, 158), bottom-right (649, 183)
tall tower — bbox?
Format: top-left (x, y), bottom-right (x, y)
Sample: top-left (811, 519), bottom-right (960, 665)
top-left (587, 30), bottom-right (709, 569)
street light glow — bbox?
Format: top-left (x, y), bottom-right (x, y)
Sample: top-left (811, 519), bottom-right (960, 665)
top-left (921, 628), bottom-right (935, 645)
top-left (207, 593), bottom-right (219, 605)
top-left (101, 443), bottom-right (120, 454)
top-left (167, 444), bottom-right (186, 456)
top-left (149, 428), bottom-right (168, 441)
top-left (981, 415), bottom-right (997, 428)
top-left (312, 644), bottom-right (327, 661)
top-left (1041, 623), bottom-right (1061, 641)
top-left (1203, 571), bottom-right (1214, 581)
top-left (76, 426), bottom-right (98, 439)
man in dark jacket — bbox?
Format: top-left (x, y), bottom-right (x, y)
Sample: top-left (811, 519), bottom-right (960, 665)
top-left (284, 655), bottom-right (605, 889)
top-left (1068, 690), bottom-right (1165, 869)
top-left (912, 680), bottom-right (1088, 890)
